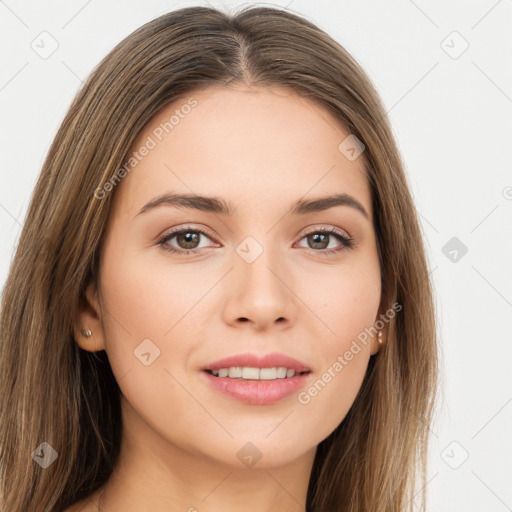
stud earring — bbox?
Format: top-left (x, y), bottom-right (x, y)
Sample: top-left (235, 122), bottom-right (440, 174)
top-left (80, 328), bottom-right (92, 338)
top-left (378, 330), bottom-right (383, 344)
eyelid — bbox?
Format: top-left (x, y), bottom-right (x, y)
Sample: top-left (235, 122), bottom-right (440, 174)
top-left (294, 225), bottom-right (354, 255)
top-left (157, 223), bottom-right (354, 255)
top-left (300, 224), bottom-right (351, 239)
top-left (159, 224), bottom-right (351, 243)
top-left (157, 224), bottom-right (219, 246)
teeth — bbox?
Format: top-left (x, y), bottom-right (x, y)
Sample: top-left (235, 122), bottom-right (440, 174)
top-left (210, 366), bottom-right (301, 380)
top-left (243, 367), bottom-right (261, 379)
top-left (276, 367), bottom-right (287, 378)
top-left (259, 367), bottom-right (277, 380)
top-left (228, 367), bottom-right (243, 378)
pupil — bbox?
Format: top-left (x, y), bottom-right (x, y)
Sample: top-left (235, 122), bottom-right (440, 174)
top-left (310, 233), bottom-right (328, 249)
top-left (179, 231), bottom-right (199, 248)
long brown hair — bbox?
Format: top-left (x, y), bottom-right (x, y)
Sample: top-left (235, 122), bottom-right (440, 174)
top-left (0, 5), bottom-right (438, 511)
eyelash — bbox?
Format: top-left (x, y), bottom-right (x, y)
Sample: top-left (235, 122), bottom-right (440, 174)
top-left (157, 225), bottom-right (354, 256)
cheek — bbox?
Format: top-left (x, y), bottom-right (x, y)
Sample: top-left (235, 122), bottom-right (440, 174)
top-left (291, 261), bottom-right (380, 435)
top-left (99, 245), bottom-right (219, 342)
top-left (298, 253), bottom-right (381, 346)
top-left (97, 245), bottom-right (221, 404)
top-left (96, 248), bottom-right (211, 443)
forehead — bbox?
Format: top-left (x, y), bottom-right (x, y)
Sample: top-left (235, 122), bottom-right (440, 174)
top-left (111, 84), bottom-right (371, 220)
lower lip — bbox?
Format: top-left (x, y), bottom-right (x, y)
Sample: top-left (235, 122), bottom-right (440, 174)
top-left (201, 371), bottom-right (312, 405)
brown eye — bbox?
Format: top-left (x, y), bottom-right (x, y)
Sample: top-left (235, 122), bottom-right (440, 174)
top-left (158, 227), bottom-right (216, 254)
top-left (175, 231), bottom-right (201, 249)
top-left (296, 227), bottom-right (354, 255)
top-left (306, 232), bottom-right (330, 250)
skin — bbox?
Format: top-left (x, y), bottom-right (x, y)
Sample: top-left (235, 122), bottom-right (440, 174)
top-left (70, 84), bottom-right (386, 512)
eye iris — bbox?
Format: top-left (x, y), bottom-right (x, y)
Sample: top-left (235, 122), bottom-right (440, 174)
top-left (166, 229), bottom-right (343, 252)
top-left (177, 231), bottom-right (200, 249)
top-left (308, 233), bottom-right (329, 249)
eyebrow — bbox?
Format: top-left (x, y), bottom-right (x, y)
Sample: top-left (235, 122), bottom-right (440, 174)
top-left (135, 192), bottom-right (369, 220)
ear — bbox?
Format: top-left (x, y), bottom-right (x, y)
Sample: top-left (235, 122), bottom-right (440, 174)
top-left (369, 303), bottom-right (388, 356)
top-left (74, 280), bottom-right (106, 352)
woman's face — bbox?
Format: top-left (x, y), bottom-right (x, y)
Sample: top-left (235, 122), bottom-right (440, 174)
top-left (80, 84), bottom-right (383, 469)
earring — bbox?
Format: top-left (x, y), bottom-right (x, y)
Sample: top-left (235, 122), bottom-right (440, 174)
top-left (80, 328), bottom-right (92, 338)
top-left (378, 330), bottom-right (383, 344)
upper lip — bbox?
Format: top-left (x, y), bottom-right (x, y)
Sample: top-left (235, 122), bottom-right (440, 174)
top-left (201, 352), bottom-right (312, 373)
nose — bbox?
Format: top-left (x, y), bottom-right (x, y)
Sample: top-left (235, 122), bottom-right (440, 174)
top-left (221, 242), bottom-right (297, 332)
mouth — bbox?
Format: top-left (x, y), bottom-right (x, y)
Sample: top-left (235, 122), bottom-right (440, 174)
top-left (201, 351), bottom-right (312, 375)
top-left (200, 352), bottom-right (313, 404)
top-left (203, 367), bottom-right (311, 380)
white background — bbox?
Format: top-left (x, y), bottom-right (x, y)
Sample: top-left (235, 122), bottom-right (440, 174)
top-left (1, 1), bottom-right (511, 510)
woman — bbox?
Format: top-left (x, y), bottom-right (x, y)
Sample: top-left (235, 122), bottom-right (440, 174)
top-left (0, 5), bottom-right (438, 511)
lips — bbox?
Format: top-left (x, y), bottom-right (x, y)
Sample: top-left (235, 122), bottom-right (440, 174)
top-left (200, 352), bottom-right (312, 374)
top-left (201, 370), bottom-right (312, 404)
